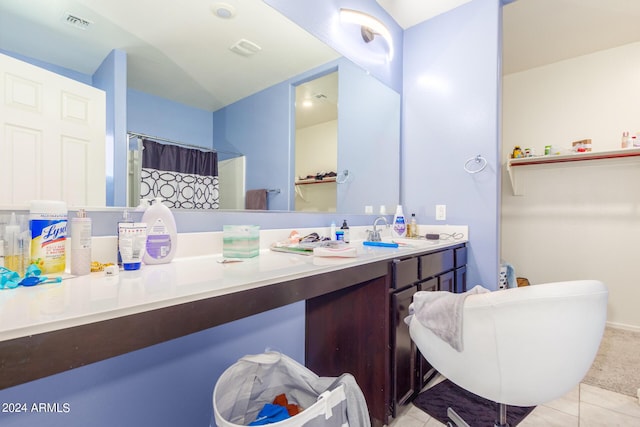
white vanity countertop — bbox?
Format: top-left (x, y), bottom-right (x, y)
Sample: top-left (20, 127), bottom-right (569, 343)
top-left (0, 226), bottom-right (468, 342)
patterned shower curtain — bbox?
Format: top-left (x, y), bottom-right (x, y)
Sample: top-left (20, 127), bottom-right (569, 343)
top-left (141, 139), bottom-right (219, 209)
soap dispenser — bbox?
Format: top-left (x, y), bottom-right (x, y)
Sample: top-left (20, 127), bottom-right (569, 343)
top-left (340, 220), bottom-right (350, 243)
top-left (141, 197), bottom-right (178, 264)
top-left (392, 205), bottom-right (406, 238)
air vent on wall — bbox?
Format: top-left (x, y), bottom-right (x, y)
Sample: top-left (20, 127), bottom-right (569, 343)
top-left (63, 12), bottom-right (93, 30)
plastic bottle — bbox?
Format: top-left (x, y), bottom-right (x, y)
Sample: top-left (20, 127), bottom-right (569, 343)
top-left (70, 209), bottom-right (92, 276)
top-left (4, 213), bottom-right (21, 273)
top-left (29, 200), bottom-right (67, 274)
top-left (622, 131), bottom-right (630, 148)
top-left (330, 221), bottom-right (336, 241)
top-left (141, 197), bottom-right (178, 264)
top-left (408, 213), bottom-right (417, 238)
top-left (392, 205), bottom-right (406, 238)
top-left (117, 210), bottom-right (133, 267)
top-left (340, 220), bottom-right (350, 243)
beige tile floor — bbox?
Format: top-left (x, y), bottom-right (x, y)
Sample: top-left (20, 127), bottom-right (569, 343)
top-left (390, 379), bottom-right (640, 427)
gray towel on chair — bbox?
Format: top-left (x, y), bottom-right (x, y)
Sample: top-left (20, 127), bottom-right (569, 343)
top-left (245, 189), bottom-right (267, 210)
top-left (406, 285), bottom-right (489, 352)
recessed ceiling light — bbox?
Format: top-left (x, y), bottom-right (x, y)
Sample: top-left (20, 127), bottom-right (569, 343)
top-left (212, 2), bottom-right (236, 19)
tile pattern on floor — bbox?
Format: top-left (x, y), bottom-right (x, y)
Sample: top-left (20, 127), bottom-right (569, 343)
top-left (390, 382), bottom-right (640, 427)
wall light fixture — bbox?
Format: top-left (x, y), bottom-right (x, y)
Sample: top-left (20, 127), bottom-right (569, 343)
top-left (339, 8), bottom-right (394, 61)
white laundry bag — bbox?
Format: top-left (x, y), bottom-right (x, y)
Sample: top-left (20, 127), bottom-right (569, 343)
top-left (212, 352), bottom-right (370, 427)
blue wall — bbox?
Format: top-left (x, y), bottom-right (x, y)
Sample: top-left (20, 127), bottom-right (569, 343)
top-left (337, 58), bottom-right (401, 213)
top-left (212, 55), bottom-right (401, 213)
top-left (94, 50), bottom-right (128, 207)
top-left (213, 82), bottom-right (292, 211)
top-left (128, 89), bottom-right (214, 149)
top-left (0, 303), bottom-right (305, 427)
top-left (402, 0), bottom-right (502, 289)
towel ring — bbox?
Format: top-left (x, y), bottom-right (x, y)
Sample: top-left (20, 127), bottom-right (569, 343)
top-left (464, 155), bottom-right (487, 174)
top-left (336, 169), bottom-right (350, 184)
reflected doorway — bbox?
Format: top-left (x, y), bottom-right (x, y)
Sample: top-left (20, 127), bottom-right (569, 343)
top-left (294, 71), bottom-right (338, 212)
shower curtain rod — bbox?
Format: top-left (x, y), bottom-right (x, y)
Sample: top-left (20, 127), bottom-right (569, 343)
top-left (127, 131), bottom-right (243, 156)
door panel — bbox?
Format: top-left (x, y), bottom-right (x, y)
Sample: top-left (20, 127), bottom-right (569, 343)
top-left (392, 285), bottom-right (418, 411)
top-left (0, 52), bottom-right (106, 207)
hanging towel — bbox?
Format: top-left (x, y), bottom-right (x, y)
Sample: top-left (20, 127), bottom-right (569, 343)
top-left (246, 189), bottom-right (267, 210)
top-left (405, 285), bottom-right (490, 352)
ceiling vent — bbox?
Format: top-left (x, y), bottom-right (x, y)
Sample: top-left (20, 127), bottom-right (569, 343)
top-left (229, 39), bottom-right (262, 57)
top-left (63, 13), bottom-right (93, 30)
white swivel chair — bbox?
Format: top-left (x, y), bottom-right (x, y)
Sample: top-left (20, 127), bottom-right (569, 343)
top-left (409, 280), bottom-right (608, 427)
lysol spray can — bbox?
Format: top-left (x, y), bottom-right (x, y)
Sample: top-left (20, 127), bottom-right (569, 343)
top-left (29, 200), bottom-right (68, 274)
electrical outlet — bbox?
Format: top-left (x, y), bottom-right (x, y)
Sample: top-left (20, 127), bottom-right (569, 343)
top-left (435, 204), bottom-right (446, 221)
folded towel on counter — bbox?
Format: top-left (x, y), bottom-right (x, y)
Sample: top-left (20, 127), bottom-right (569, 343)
top-left (245, 189), bottom-right (267, 210)
top-left (405, 285), bottom-right (490, 351)
top-left (313, 246), bottom-right (357, 258)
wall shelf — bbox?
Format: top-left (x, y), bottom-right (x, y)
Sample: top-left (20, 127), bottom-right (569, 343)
top-left (506, 148), bottom-right (640, 195)
top-left (295, 177), bottom-right (337, 185)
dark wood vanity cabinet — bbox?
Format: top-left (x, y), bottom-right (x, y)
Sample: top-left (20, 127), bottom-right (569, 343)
top-left (390, 257), bottom-right (420, 410)
top-left (390, 244), bottom-right (467, 417)
top-left (306, 270), bottom-right (391, 427)
top-left (454, 246), bottom-right (468, 293)
top-left (306, 243), bottom-right (467, 427)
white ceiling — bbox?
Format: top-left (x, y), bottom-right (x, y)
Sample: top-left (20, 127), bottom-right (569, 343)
top-left (377, 0), bottom-right (640, 75)
top-left (2, 0), bottom-right (640, 115)
top-left (502, 0), bottom-right (640, 75)
top-left (0, 0), bottom-right (340, 112)
top-left (376, 0), bottom-right (472, 30)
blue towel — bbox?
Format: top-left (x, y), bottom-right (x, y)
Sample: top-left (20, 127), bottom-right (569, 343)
top-left (249, 404), bottom-right (290, 425)
top-left (504, 263), bottom-right (516, 288)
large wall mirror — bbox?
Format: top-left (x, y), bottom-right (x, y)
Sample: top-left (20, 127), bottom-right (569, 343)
top-left (0, 0), bottom-right (400, 214)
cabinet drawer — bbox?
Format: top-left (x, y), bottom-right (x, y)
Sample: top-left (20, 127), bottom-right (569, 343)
top-left (418, 278), bottom-right (437, 292)
top-left (455, 246), bottom-right (467, 268)
top-left (419, 250), bottom-right (454, 279)
top-left (392, 257), bottom-right (419, 289)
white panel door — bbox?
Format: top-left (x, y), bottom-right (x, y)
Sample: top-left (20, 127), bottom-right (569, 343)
top-left (218, 156), bottom-right (245, 210)
top-left (0, 52), bottom-right (106, 207)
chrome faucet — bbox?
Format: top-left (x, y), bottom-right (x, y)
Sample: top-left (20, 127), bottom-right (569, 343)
top-left (367, 216), bottom-right (389, 241)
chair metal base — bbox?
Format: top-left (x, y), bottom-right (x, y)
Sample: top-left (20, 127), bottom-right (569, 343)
top-left (446, 403), bottom-right (510, 427)
top-left (446, 407), bottom-right (470, 427)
